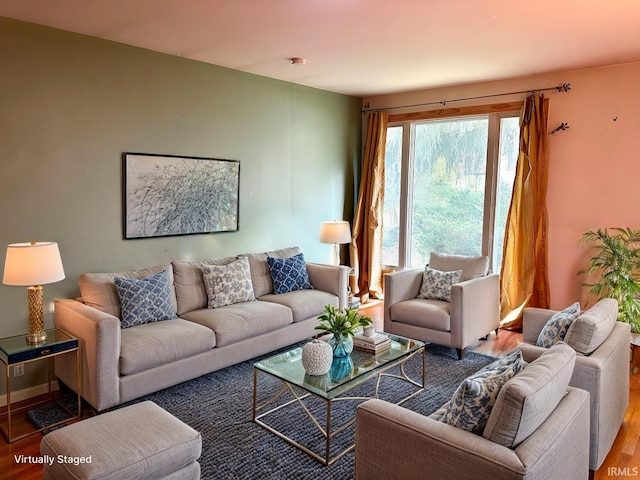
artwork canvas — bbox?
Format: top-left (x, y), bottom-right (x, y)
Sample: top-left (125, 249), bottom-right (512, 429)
top-left (123, 153), bottom-right (240, 239)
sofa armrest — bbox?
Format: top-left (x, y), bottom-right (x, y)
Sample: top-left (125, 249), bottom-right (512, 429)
top-left (522, 307), bottom-right (557, 344)
top-left (383, 269), bottom-right (423, 331)
top-left (54, 299), bottom-right (121, 411)
top-left (355, 389), bottom-right (590, 480)
top-left (306, 263), bottom-right (350, 309)
top-left (450, 274), bottom-right (500, 347)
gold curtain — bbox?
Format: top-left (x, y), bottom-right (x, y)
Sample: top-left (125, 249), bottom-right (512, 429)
top-left (350, 111), bottom-right (388, 302)
top-left (499, 93), bottom-right (551, 329)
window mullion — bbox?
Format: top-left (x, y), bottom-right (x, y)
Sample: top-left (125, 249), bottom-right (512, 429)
top-left (484, 114), bottom-right (500, 271)
top-left (399, 122), bottom-right (413, 270)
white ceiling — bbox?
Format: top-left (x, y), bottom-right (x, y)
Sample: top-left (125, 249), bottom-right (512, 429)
top-left (2, 0), bottom-right (640, 97)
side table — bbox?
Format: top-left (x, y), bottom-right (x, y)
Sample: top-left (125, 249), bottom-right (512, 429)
top-left (0, 328), bottom-right (81, 443)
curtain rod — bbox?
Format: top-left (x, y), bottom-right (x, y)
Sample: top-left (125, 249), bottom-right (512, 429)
top-left (361, 82), bottom-right (571, 114)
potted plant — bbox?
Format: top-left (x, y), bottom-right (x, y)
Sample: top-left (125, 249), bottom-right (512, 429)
top-left (580, 227), bottom-right (640, 335)
top-left (315, 305), bottom-right (373, 357)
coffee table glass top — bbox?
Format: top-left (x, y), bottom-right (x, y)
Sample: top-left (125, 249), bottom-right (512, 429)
top-left (254, 334), bottom-right (424, 399)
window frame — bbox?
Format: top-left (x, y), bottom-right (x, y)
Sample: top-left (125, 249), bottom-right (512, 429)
top-left (384, 102), bottom-right (522, 271)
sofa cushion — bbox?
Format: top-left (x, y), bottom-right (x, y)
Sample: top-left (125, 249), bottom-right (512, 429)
top-left (417, 267), bottom-right (462, 302)
top-left (202, 256), bottom-right (256, 308)
top-left (259, 289), bottom-right (338, 322)
top-left (536, 301), bottom-right (581, 347)
top-left (80, 264), bottom-right (177, 319)
top-left (442, 350), bottom-right (525, 434)
top-left (115, 270), bottom-right (176, 328)
top-left (429, 252), bottom-right (489, 282)
top-left (245, 246), bottom-right (301, 297)
top-left (180, 301), bottom-right (293, 347)
top-left (564, 298), bottom-right (618, 355)
top-left (120, 319), bottom-right (215, 375)
top-left (172, 257), bottom-right (237, 316)
top-left (483, 342), bottom-right (576, 448)
top-left (390, 298), bottom-right (451, 331)
top-left (267, 252), bottom-right (313, 294)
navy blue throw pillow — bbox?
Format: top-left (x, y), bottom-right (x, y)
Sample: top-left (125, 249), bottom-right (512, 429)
top-left (267, 253), bottom-right (313, 294)
top-left (114, 270), bottom-right (175, 328)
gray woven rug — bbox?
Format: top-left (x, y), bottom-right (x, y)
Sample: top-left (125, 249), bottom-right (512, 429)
top-left (30, 343), bottom-right (495, 480)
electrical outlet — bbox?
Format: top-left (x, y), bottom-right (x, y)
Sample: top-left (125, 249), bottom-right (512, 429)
top-left (14, 365), bottom-right (24, 377)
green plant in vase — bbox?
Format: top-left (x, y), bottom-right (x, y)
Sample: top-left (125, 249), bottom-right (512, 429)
top-left (315, 305), bottom-right (373, 357)
top-left (580, 227), bottom-right (640, 334)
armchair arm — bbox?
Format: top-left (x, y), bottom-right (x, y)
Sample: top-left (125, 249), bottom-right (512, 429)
top-left (356, 389), bottom-right (590, 480)
top-left (54, 299), bottom-right (121, 411)
top-left (522, 307), bottom-right (557, 344)
top-left (450, 274), bottom-right (500, 348)
top-left (383, 269), bottom-right (423, 332)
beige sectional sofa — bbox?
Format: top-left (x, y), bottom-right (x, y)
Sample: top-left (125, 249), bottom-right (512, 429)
top-left (54, 246), bottom-right (349, 411)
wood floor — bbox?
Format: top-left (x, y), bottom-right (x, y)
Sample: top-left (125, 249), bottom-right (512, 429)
top-left (1, 301), bottom-right (638, 479)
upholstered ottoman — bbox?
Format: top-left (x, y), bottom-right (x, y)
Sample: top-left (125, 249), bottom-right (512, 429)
top-left (40, 401), bottom-right (202, 480)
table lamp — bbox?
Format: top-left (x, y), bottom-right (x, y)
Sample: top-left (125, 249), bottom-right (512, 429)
top-left (319, 221), bottom-right (351, 266)
top-left (3, 241), bottom-right (65, 344)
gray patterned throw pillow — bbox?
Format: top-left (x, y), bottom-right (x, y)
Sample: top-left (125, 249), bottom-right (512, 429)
top-left (536, 302), bottom-right (581, 348)
top-left (114, 269), bottom-right (175, 328)
top-left (202, 256), bottom-right (256, 308)
top-left (441, 350), bottom-right (525, 434)
top-left (417, 267), bottom-right (462, 302)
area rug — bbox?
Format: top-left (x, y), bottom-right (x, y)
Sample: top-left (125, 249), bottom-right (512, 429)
top-left (30, 343), bottom-right (496, 480)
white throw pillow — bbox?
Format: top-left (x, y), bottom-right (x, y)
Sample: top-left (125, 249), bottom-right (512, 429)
top-left (417, 267), bottom-right (462, 302)
top-left (202, 257), bottom-right (256, 308)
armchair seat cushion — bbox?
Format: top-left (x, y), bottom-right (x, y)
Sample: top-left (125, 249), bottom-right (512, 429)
top-left (389, 298), bottom-right (451, 331)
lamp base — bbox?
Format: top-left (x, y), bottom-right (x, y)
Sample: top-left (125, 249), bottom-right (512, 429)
top-left (27, 285), bottom-right (47, 345)
top-left (26, 330), bottom-right (47, 345)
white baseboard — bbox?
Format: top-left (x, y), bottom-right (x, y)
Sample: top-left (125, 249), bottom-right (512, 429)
top-left (0, 381), bottom-right (59, 407)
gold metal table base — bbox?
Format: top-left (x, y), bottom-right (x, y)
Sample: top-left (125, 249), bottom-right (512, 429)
top-left (253, 347), bottom-right (425, 466)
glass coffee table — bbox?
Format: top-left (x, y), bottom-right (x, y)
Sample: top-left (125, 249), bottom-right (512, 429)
top-left (252, 334), bottom-right (424, 465)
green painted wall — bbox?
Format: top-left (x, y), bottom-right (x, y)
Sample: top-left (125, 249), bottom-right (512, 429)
top-left (0, 17), bottom-right (361, 389)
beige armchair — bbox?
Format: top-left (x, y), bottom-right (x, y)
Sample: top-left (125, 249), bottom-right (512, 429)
top-left (518, 299), bottom-right (630, 473)
top-left (384, 253), bottom-right (499, 359)
top-left (355, 343), bottom-right (590, 480)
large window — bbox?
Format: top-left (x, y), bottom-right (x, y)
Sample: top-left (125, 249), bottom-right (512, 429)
top-left (382, 112), bottom-right (519, 272)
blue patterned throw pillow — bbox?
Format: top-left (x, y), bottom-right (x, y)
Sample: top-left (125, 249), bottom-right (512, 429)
top-left (267, 252), bottom-right (313, 294)
top-left (417, 267), bottom-right (462, 302)
top-left (114, 270), bottom-right (175, 328)
top-left (536, 302), bottom-right (581, 348)
top-left (442, 350), bottom-right (525, 434)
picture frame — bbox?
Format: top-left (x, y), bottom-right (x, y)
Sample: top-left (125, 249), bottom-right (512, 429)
top-left (123, 152), bottom-right (240, 239)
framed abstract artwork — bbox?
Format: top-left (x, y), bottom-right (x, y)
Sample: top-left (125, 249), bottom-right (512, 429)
top-left (123, 153), bottom-right (240, 239)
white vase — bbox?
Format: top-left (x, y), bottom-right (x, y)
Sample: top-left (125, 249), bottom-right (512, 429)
top-left (301, 340), bottom-right (333, 376)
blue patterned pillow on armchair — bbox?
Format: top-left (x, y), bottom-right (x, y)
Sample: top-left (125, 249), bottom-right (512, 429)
top-left (536, 302), bottom-right (581, 347)
top-left (267, 252), bottom-right (313, 294)
top-left (441, 350), bottom-right (526, 434)
top-left (417, 267), bottom-right (462, 302)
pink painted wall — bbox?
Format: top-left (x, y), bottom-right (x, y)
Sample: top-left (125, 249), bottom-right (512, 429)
top-left (364, 61), bottom-right (640, 309)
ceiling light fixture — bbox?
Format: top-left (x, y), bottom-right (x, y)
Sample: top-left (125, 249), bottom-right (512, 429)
top-left (290, 58), bottom-right (306, 66)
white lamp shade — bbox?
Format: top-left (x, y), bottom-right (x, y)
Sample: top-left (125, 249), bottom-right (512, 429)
top-left (3, 242), bottom-right (65, 286)
top-left (319, 221), bottom-right (351, 244)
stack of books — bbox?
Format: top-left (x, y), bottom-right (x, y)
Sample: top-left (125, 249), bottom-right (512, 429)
top-left (353, 332), bottom-right (391, 354)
